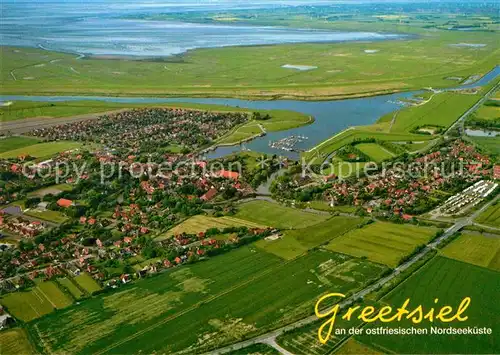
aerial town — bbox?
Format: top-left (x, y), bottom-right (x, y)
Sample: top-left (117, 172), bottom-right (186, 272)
top-left (0, 1), bottom-right (499, 354)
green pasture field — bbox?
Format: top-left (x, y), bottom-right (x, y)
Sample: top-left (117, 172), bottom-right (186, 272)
top-left (468, 136), bottom-right (500, 155)
top-left (256, 216), bottom-right (363, 259)
top-left (1, 289), bottom-right (54, 322)
top-left (401, 140), bottom-right (435, 153)
top-left (307, 201), bottom-right (357, 214)
top-left (473, 103), bottom-right (500, 120)
top-left (0, 141), bottom-right (82, 159)
top-left (475, 202), bottom-right (500, 228)
top-left (234, 200), bottom-right (330, 229)
top-left (355, 143), bottom-right (395, 162)
top-left (229, 343), bottom-right (279, 355)
top-left (28, 183), bottom-right (73, 198)
top-left (27, 248), bottom-right (386, 354)
top-left (378, 91), bottom-right (481, 133)
top-left (0, 281), bottom-right (72, 322)
top-left (37, 281), bottom-right (73, 309)
top-left (335, 339), bottom-right (382, 355)
top-left (156, 215), bottom-right (265, 241)
top-left (73, 273), bottom-right (102, 294)
top-left (218, 110), bottom-right (312, 145)
top-left (440, 233), bottom-right (500, 271)
top-left (0, 136), bottom-right (40, 153)
top-left (303, 128), bottom-right (432, 163)
top-left (1, 24), bottom-right (499, 99)
top-left (141, 7), bottom-right (500, 33)
top-left (57, 277), bottom-right (84, 300)
top-left (358, 256), bottom-right (500, 354)
top-left (233, 151), bottom-right (270, 172)
top-left (325, 222), bottom-right (438, 267)
top-left (0, 100), bottom-right (132, 122)
top-left (0, 328), bottom-right (35, 355)
top-left (218, 125), bottom-right (261, 145)
top-left (25, 209), bottom-right (68, 223)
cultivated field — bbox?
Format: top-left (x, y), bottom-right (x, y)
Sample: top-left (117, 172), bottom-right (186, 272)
top-left (335, 339), bottom-right (382, 355)
top-left (1, 290), bottom-right (54, 322)
top-left (356, 143), bottom-right (394, 162)
top-left (277, 311), bottom-right (366, 355)
top-left (441, 233), bottom-right (500, 271)
top-left (235, 200), bottom-right (330, 229)
top-left (0, 136), bottom-right (40, 153)
top-left (27, 248), bottom-right (386, 354)
top-left (156, 214), bottom-right (265, 241)
top-left (27, 246), bottom-right (282, 353)
top-left (37, 281), bottom-right (73, 309)
top-left (325, 222), bottom-right (438, 267)
top-left (57, 277), bottom-right (84, 300)
top-left (25, 209), bottom-right (68, 224)
top-left (358, 256), bottom-right (500, 354)
top-left (73, 273), bottom-right (102, 294)
top-left (256, 216), bottom-right (363, 259)
top-left (0, 328), bottom-right (34, 355)
top-left (229, 343), bottom-right (279, 355)
top-left (0, 141), bottom-right (82, 159)
top-left (0, 281), bottom-right (72, 322)
top-left (475, 202), bottom-right (500, 228)
top-left (474, 103), bottom-right (500, 120)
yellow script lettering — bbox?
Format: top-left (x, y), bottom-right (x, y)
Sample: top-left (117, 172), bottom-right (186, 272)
top-left (315, 293), bottom-right (346, 344)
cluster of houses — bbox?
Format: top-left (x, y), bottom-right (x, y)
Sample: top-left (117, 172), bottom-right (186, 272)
top-left (325, 141), bottom-right (497, 214)
top-left (27, 108), bottom-right (249, 152)
top-left (0, 213), bottom-right (45, 238)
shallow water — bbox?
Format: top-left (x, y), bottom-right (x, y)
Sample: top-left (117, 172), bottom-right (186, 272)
top-left (1, 1), bottom-right (401, 57)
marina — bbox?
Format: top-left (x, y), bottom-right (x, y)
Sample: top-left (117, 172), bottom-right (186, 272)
top-left (269, 135), bottom-right (308, 152)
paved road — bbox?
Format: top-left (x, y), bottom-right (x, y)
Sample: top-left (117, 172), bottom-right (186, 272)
top-left (206, 194), bottom-right (499, 355)
top-left (444, 81), bottom-right (500, 136)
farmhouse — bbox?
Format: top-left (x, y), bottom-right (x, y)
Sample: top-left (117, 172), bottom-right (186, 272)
top-left (57, 198), bottom-right (74, 208)
top-left (215, 170), bottom-right (240, 180)
top-left (201, 187), bottom-right (218, 201)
